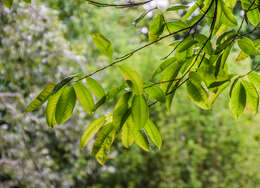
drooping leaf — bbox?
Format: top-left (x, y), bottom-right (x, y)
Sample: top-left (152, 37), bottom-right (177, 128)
top-left (177, 36), bottom-right (198, 52)
top-left (121, 119), bottom-right (134, 148)
top-left (242, 80), bottom-right (259, 114)
top-left (144, 83), bottom-right (165, 103)
top-left (119, 65), bottom-right (143, 95)
top-left (112, 92), bottom-right (131, 130)
top-left (96, 128), bottom-right (116, 165)
top-left (52, 75), bottom-right (76, 95)
top-left (133, 129), bottom-right (150, 152)
top-left (182, 0), bottom-right (202, 21)
top-left (26, 83), bottom-right (55, 112)
top-left (167, 5), bottom-right (189, 11)
top-left (152, 57), bottom-right (176, 79)
top-left (241, 0), bottom-right (260, 26)
top-left (229, 81), bottom-right (246, 119)
top-left (91, 123), bottom-right (114, 157)
top-left (248, 72), bottom-right (260, 90)
top-left (186, 72), bottom-right (209, 109)
top-left (86, 77), bottom-right (105, 99)
top-left (92, 33), bottom-right (113, 58)
top-left (73, 81), bottom-right (95, 113)
top-left (149, 14), bottom-right (164, 42)
top-left (131, 95), bottom-right (149, 130)
top-left (46, 87), bottom-right (65, 128)
top-left (166, 21), bottom-right (189, 33)
top-left (55, 87), bottom-right (76, 124)
top-left (144, 120), bottom-right (162, 148)
top-left (160, 61), bottom-right (182, 93)
top-left (106, 84), bottom-right (126, 100)
top-left (220, 0), bottom-right (237, 26)
top-left (238, 37), bottom-right (260, 56)
top-left (80, 116), bottom-right (106, 149)
top-left (194, 34), bottom-right (214, 55)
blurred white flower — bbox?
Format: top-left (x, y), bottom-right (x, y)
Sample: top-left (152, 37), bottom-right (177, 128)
top-left (143, 0), bottom-right (169, 11)
top-left (155, 0), bottom-right (169, 11)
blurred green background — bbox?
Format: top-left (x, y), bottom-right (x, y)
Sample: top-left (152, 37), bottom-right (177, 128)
top-left (0, 0), bottom-right (260, 187)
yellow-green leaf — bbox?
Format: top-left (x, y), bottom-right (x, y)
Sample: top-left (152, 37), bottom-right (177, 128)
top-left (145, 83), bottom-right (165, 103)
top-left (149, 14), bottom-right (164, 42)
top-left (119, 65), bottom-right (143, 95)
top-left (134, 129), bottom-right (150, 152)
top-left (242, 80), bottom-right (259, 114)
top-left (80, 116), bottom-right (106, 149)
top-left (92, 33), bottom-right (113, 58)
top-left (55, 87), bottom-right (76, 124)
top-left (144, 120), bottom-right (162, 148)
top-left (186, 72), bottom-right (209, 109)
top-left (96, 128), bottom-right (116, 165)
top-left (91, 123), bottom-right (114, 157)
top-left (229, 81), bottom-right (246, 119)
top-left (248, 72), bottom-right (260, 90)
top-left (112, 92), bottom-right (131, 130)
top-left (73, 81), bottom-right (94, 113)
top-left (26, 83), bottom-right (55, 112)
top-left (86, 77), bottom-right (105, 99)
top-left (238, 37), bottom-right (260, 56)
top-left (131, 95), bottom-right (149, 130)
top-left (121, 119), bottom-right (134, 148)
top-left (46, 87), bottom-right (65, 128)
top-left (152, 57), bottom-right (176, 79)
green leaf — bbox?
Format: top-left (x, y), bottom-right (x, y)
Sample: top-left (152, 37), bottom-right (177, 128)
top-left (241, 0), bottom-right (260, 26)
top-left (194, 34), bottom-right (214, 55)
top-left (119, 65), bottom-right (143, 95)
top-left (80, 116), bottom-right (106, 149)
top-left (46, 87), bottom-right (65, 128)
top-left (186, 72), bottom-right (209, 109)
top-left (144, 83), bottom-right (165, 103)
top-left (106, 84), bottom-right (126, 100)
top-left (166, 21), bottom-right (189, 33)
top-left (86, 77), bottom-right (105, 99)
top-left (248, 72), bottom-right (260, 90)
top-left (220, 0), bottom-right (237, 26)
top-left (238, 37), bottom-right (260, 56)
top-left (160, 61), bottom-right (182, 93)
top-left (73, 81), bottom-right (95, 113)
top-left (149, 14), bottom-right (164, 42)
top-left (91, 123), bottom-right (114, 157)
top-left (26, 83), bottom-right (55, 112)
top-left (92, 33), bottom-right (113, 58)
top-left (133, 129), bottom-right (150, 152)
top-left (96, 128), bottom-right (116, 165)
top-left (242, 80), bottom-right (259, 114)
top-left (131, 95), bottom-right (149, 130)
top-left (55, 87), bottom-right (76, 124)
top-left (3, 0), bottom-right (13, 9)
top-left (52, 75), bottom-right (76, 95)
top-left (177, 36), bottom-right (198, 52)
top-left (144, 120), bottom-right (162, 148)
top-left (223, 0), bottom-right (237, 8)
top-left (229, 81), bottom-right (246, 119)
top-left (167, 5), bottom-right (189, 11)
top-left (247, 8), bottom-right (260, 26)
top-left (121, 119), bottom-right (134, 148)
top-left (182, 1), bottom-right (202, 21)
top-left (152, 57), bottom-right (176, 79)
top-left (112, 92), bottom-right (131, 130)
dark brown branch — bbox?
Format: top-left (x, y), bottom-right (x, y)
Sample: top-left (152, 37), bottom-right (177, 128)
top-left (86, 0), bottom-right (153, 8)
